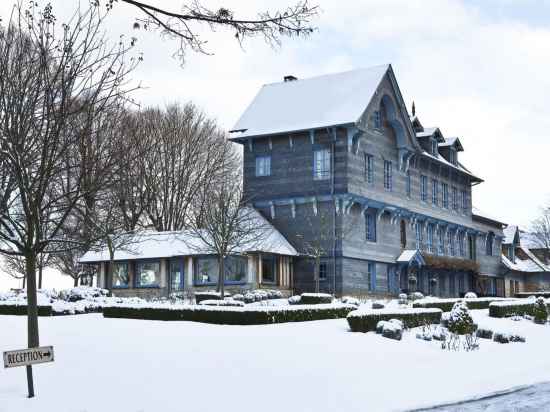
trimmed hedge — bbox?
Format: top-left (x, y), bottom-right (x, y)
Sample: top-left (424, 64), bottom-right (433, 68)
top-left (413, 298), bottom-right (512, 312)
top-left (347, 308), bottom-right (442, 333)
top-left (194, 292), bottom-right (225, 304)
top-left (0, 304), bottom-right (52, 316)
top-left (103, 304), bottom-right (356, 325)
top-left (300, 293), bottom-right (333, 305)
top-left (489, 300), bottom-right (550, 318)
top-left (515, 292), bottom-right (550, 299)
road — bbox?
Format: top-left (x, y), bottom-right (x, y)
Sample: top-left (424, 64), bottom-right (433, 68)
top-left (417, 382), bottom-right (550, 411)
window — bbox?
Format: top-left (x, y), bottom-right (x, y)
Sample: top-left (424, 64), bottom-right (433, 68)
top-left (452, 186), bottom-right (458, 211)
top-left (431, 138), bottom-right (438, 156)
top-left (170, 259), bottom-right (184, 291)
top-left (442, 183), bottom-right (449, 209)
top-left (376, 110), bottom-right (382, 128)
top-left (427, 224), bottom-right (434, 253)
top-left (383, 160), bottom-right (392, 191)
top-left (415, 222), bottom-right (423, 250)
top-left (261, 255), bottom-right (276, 284)
top-left (507, 245), bottom-right (515, 263)
top-left (406, 170), bottom-right (411, 197)
top-left (458, 232), bottom-right (465, 257)
top-left (136, 261), bottom-right (161, 287)
top-left (448, 231), bottom-right (455, 256)
top-left (461, 190), bottom-right (468, 214)
top-left (255, 155), bottom-right (271, 177)
top-left (458, 274), bottom-right (465, 294)
top-left (195, 256), bottom-right (247, 285)
top-left (366, 212), bottom-right (376, 242)
top-left (420, 175), bottom-right (428, 202)
top-left (449, 275), bottom-right (456, 296)
top-left (400, 220), bottom-right (407, 248)
top-left (438, 227), bottom-right (445, 255)
top-left (449, 148), bottom-right (457, 165)
top-left (365, 153), bottom-right (374, 183)
top-left (468, 234), bottom-right (477, 260)
top-left (432, 179), bottom-right (439, 206)
top-left (486, 232), bottom-right (494, 256)
top-left (313, 149), bottom-right (331, 180)
top-left (319, 263), bottom-right (327, 280)
top-left (367, 262), bottom-right (376, 291)
top-left (111, 262), bottom-right (129, 288)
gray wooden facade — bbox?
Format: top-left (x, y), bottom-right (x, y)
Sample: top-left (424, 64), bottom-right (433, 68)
top-left (232, 64), bottom-right (504, 297)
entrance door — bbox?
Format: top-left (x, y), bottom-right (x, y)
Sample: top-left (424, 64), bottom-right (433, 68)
top-left (169, 258), bottom-right (184, 293)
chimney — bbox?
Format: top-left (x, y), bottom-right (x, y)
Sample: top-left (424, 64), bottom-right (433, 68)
top-left (284, 75), bottom-right (298, 82)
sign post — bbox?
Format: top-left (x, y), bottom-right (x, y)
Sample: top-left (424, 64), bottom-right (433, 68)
top-left (3, 346), bottom-right (54, 397)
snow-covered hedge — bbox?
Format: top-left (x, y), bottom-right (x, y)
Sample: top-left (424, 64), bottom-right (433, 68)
top-left (413, 297), bottom-right (512, 312)
top-left (489, 298), bottom-right (550, 318)
top-left (515, 291), bottom-right (550, 299)
top-left (103, 302), bottom-right (356, 324)
top-left (199, 299), bottom-right (245, 307)
top-left (299, 293), bottom-right (333, 305)
top-left (347, 308), bottom-right (442, 333)
top-left (0, 301), bottom-right (53, 316)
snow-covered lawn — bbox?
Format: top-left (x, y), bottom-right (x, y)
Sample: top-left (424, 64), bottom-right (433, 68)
top-left (1, 310), bottom-right (550, 412)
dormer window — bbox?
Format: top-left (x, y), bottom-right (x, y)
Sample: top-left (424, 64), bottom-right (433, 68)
top-left (431, 138), bottom-right (438, 156)
top-left (373, 110), bottom-right (382, 129)
top-left (449, 148), bottom-right (457, 165)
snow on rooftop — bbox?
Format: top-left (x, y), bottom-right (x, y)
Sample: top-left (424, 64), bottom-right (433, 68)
top-left (502, 247), bottom-right (547, 273)
top-left (472, 206), bottom-right (506, 225)
top-left (503, 225), bottom-right (519, 245)
top-left (396, 249), bottom-right (420, 263)
top-left (230, 64), bottom-right (390, 139)
top-left (79, 209), bottom-right (298, 263)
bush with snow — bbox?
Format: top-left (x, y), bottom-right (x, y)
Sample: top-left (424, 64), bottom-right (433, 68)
top-left (398, 293), bottom-right (408, 305)
top-left (300, 293), bottom-right (333, 305)
top-left (447, 301), bottom-right (476, 335)
top-left (288, 295), bottom-right (302, 305)
top-left (464, 292), bottom-right (477, 299)
top-left (411, 292), bottom-right (424, 301)
top-left (476, 328), bottom-right (493, 339)
top-left (341, 296), bottom-right (360, 306)
top-left (533, 297), bottom-right (548, 324)
top-left (371, 301), bottom-right (385, 309)
top-left (347, 308), bottom-right (442, 333)
top-left (493, 332), bottom-right (510, 344)
top-left (381, 321), bottom-right (403, 341)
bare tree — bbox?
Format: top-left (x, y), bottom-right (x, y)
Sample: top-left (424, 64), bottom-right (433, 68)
top-left (1, 254), bottom-right (26, 288)
top-left (530, 205), bottom-right (550, 264)
top-left (187, 150), bottom-right (266, 298)
top-left (141, 103), bottom-right (231, 231)
top-left (101, 0), bottom-right (318, 63)
top-left (0, 2), bottom-right (137, 396)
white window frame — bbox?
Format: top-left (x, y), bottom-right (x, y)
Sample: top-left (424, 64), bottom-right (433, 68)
top-left (255, 155), bottom-right (271, 177)
top-left (313, 149), bottom-right (331, 180)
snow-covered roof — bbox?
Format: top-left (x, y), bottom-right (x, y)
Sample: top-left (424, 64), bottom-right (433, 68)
top-left (415, 127), bottom-right (438, 138)
top-left (503, 225), bottom-right (519, 245)
top-left (420, 150), bottom-right (481, 181)
top-left (472, 206), bottom-right (506, 226)
top-left (229, 64), bottom-right (390, 139)
top-left (396, 249), bottom-right (425, 265)
top-left (439, 137), bottom-right (464, 151)
top-left (520, 232), bottom-right (544, 249)
top-left (79, 209), bottom-right (298, 263)
top-left (502, 246), bottom-right (548, 273)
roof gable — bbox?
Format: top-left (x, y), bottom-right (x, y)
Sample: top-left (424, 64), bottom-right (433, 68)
top-left (229, 64), bottom-right (390, 139)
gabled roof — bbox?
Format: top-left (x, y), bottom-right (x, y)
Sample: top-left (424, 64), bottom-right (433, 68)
top-left (416, 127), bottom-right (445, 143)
top-left (397, 249), bottom-right (425, 266)
top-left (229, 64), bottom-right (391, 139)
top-left (503, 225), bottom-right (520, 245)
top-left (502, 246), bottom-right (549, 273)
top-left (79, 209), bottom-right (298, 263)
top-left (439, 137), bottom-right (464, 152)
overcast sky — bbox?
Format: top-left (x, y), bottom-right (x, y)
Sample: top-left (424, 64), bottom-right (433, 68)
top-left (1, 0), bottom-right (549, 288)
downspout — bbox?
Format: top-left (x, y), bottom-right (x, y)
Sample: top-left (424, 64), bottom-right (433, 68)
top-left (331, 128), bottom-right (337, 297)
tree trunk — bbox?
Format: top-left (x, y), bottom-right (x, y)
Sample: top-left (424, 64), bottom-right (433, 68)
top-left (74, 276), bottom-right (79, 287)
top-left (25, 250), bottom-right (39, 398)
top-left (22, 275), bottom-right (26, 289)
top-left (38, 264), bottom-right (43, 290)
top-left (218, 256), bottom-right (225, 300)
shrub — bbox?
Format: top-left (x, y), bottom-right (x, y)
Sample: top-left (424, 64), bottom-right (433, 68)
top-left (0, 303), bottom-right (52, 316)
top-left (103, 303), bottom-right (356, 325)
top-left (199, 299), bottom-right (244, 307)
top-left (533, 297), bottom-right (548, 324)
top-left (464, 292), bottom-right (477, 299)
top-left (489, 299), bottom-right (550, 318)
top-left (341, 296), bottom-right (360, 306)
top-left (411, 292), bottom-right (424, 301)
top-left (381, 321), bottom-right (403, 341)
top-left (371, 301), bottom-right (385, 309)
top-left (232, 294), bottom-right (245, 302)
top-left (447, 301), bottom-right (476, 335)
top-left (515, 291), bottom-right (550, 299)
top-left (347, 308), bottom-right (442, 333)
top-left (398, 293), bottom-right (408, 305)
top-left (493, 332), bottom-right (510, 344)
top-left (414, 297), bottom-right (511, 312)
top-left (288, 295), bottom-right (302, 305)
top-left (300, 293), bottom-right (333, 305)
top-left (476, 328), bottom-right (493, 339)
top-left (194, 292), bottom-right (225, 304)
top-left (510, 334), bottom-right (526, 343)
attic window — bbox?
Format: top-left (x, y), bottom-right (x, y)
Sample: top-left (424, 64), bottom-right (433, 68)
top-left (431, 138), bottom-right (438, 156)
top-left (449, 148), bottom-right (457, 165)
top-left (373, 111), bottom-right (382, 129)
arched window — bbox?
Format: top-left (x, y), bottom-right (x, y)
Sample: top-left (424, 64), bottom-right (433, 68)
top-left (400, 220), bottom-right (407, 248)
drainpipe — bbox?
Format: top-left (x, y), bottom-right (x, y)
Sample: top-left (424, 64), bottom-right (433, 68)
top-left (331, 128), bottom-right (337, 297)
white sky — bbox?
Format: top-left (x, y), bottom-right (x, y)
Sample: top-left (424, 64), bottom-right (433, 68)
top-left (1, 0), bottom-right (549, 288)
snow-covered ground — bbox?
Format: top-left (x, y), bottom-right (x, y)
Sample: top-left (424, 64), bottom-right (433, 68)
top-left (1, 309), bottom-right (550, 412)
